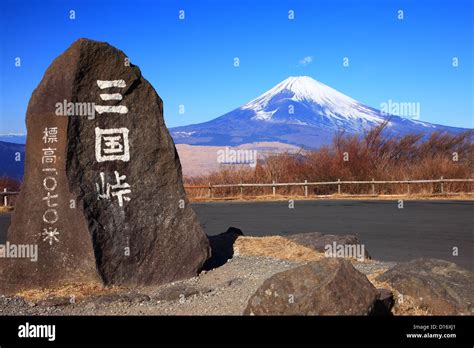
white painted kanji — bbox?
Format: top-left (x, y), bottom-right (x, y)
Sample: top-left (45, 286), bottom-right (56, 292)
top-left (41, 227), bottom-right (60, 245)
top-left (99, 93), bottom-right (123, 101)
top-left (95, 80), bottom-right (128, 114)
top-left (94, 105), bottom-right (128, 114)
top-left (96, 171), bottom-right (131, 207)
top-left (41, 147), bottom-right (57, 164)
top-left (97, 80), bottom-right (126, 89)
top-left (42, 127), bottom-right (58, 143)
top-left (95, 127), bottom-right (130, 162)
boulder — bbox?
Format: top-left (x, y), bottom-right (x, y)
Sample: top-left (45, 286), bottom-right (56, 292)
top-left (376, 258), bottom-right (474, 315)
top-left (244, 258), bottom-right (378, 315)
top-left (0, 38), bottom-right (210, 293)
top-left (286, 232), bottom-right (371, 260)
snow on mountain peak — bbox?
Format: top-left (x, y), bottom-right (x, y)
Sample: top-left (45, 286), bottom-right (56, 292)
top-left (278, 76), bottom-right (351, 102)
top-left (243, 75), bottom-right (383, 125)
top-left (169, 76), bottom-right (469, 149)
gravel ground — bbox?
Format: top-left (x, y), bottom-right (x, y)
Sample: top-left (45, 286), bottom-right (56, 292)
top-left (353, 260), bottom-right (398, 275)
top-left (0, 256), bottom-right (396, 316)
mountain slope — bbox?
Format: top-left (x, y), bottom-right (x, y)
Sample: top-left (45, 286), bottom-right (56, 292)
top-left (0, 134), bottom-right (27, 144)
top-left (170, 76), bottom-right (470, 148)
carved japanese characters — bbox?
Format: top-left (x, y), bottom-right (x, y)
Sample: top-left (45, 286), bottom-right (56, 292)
top-left (0, 39), bottom-right (210, 293)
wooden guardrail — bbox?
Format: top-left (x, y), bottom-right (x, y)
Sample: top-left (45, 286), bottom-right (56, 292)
top-left (185, 178), bottom-right (474, 198)
top-left (1, 178), bottom-right (473, 205)
top-left (1, 188), bottom-right (20, 206)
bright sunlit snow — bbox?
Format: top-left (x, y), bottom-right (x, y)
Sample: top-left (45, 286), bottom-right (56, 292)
top-left (244, 76), bottom-right (383, 127)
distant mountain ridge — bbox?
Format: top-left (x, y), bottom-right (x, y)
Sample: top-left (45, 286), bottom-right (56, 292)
top-left (170, 76), bottom-right (470, 148)
top-left (0, 134), bottom-right (27, 144)
top-left (1, 76), bottom-right (471, 179)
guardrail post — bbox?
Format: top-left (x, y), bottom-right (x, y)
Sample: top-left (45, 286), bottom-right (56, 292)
top-left (208, 182), bottom-right (212, 198)
top-left (304, 180), bottom-right (308, 197)
top-left (240, 182), bottom-right (243, 198)
top-left (440, 176), bottom-right (444, 194)
top-left (407, 180), bottom-right (410, 195)
top-left (337, 179), bottom-right (341, 195)
top-left (272, 181), bottom-right (276, 196)
top-left (3, 188), bottom-right (7, 207)
top-left (372, 178), bottom-right (375, 195)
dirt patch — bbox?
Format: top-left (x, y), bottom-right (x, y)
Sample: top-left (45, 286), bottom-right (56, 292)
top-left (16, 283), bottom-right (122, 303)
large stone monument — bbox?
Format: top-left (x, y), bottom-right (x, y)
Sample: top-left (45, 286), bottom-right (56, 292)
top-left (0, 39), bottom-right (210, 293)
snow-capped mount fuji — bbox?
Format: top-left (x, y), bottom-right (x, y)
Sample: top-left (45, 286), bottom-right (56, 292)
top-left (242, 76), bottom-right (383, 129)
top-left (170, 76), bottom-right (469, 148)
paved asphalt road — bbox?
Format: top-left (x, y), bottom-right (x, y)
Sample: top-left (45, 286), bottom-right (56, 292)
top-left (192, 200), bottom-right (474, 270)
top-left (1, 200), bottom-right (473, 270)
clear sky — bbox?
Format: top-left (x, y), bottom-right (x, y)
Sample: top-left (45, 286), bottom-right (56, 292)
top-left (0, 0), bottom-right (472, 134)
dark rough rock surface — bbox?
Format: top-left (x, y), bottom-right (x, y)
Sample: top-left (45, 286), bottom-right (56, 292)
top-left (286, 232), bottom-right (371, 259)
top-left (244, 258), bottom-right (378, 315)
top-left (376, 258), bottom-right (474, 315)
top-left (0, 38), bottom-right (210, 293)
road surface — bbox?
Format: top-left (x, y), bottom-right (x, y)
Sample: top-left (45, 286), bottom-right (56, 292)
top-left (1, 200), bottom-right (473, 270)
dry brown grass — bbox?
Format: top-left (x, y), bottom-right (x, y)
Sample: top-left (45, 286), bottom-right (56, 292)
top-left (234, 236), bottom-right (325, 262)
top-left (235, 236), bottom-right (373, 263)
top-left (185, 124), bottom-right (473, 199)
top-left (0, 206), bottom-right (13, 212)
top-left (16, 283), bottom-right (122, 302)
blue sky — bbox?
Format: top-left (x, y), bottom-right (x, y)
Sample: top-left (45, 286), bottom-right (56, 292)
top-left (0, 0), bottom-right (472, 134)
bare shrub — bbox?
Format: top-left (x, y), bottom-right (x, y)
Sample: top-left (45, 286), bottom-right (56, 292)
top-left (185, 124), bottom-right (473, 198)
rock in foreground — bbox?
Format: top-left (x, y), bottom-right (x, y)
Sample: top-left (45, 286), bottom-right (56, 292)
top-left (0, 38), bottom-right (210, 293)
top-left (376, 258), bottom-right (474, 315)
top-left (244, 258), bottom-right (378, 315)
